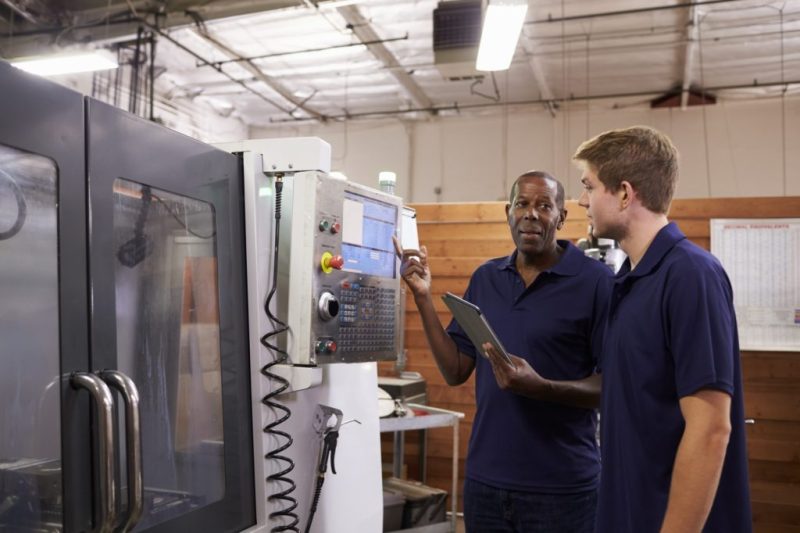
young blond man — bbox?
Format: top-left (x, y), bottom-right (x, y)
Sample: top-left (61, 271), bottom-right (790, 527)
top-left (574, 126), bottom-right (752, 532)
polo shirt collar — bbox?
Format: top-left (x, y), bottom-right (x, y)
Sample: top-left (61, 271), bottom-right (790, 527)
top-left (498, 240), bottom-right (583, 277)
top-left (618, 222), bottom-right (686, 278)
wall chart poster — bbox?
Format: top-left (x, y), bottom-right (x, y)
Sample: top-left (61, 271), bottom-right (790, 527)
top-left (710, 218), bottom-right (800, 351)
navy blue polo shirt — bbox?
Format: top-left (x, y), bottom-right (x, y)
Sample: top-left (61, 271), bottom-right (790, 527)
top-left (446, 240), bottom-right (612, 493)
top-left (597, 223), bottom-right (752, 532)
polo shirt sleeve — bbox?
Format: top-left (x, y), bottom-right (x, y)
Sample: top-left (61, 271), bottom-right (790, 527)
top-left (591, 273), bottom-right (613, 372)
top-left (445, 281), bottom-right (478, 359)
top-left (665, 259), bottom-right (736, 398)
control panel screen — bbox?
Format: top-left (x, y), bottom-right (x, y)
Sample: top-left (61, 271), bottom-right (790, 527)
top-left (341, 191), bottom-right (397, 278)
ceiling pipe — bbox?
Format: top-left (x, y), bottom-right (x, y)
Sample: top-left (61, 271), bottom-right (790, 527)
top-left (2, 0), bottom-right (42, 24)
top-left (0, 0), bottom-right (303, 58)
top-left (520, 26), bottom-right (557, 116)
top-left (188, 25), bottom-right (329, 120)
top-left (137, 19), bottom-right (297, 118)
top-left (528, 0), bottom-right (744, 25)
top-left (681, 6), bottom-right (700, 110)
top-left (270, 79), bottom-right (800, 123)
top-left (1, 7), bottom-right (323, 122)
top-left (197, 33), bottom-right (408, 68)
top-left (0, 13), bottom-right (136, 38)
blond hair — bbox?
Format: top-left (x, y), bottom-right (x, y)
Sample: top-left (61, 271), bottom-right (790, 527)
top-left (573, 126), bottom-right (678, 214)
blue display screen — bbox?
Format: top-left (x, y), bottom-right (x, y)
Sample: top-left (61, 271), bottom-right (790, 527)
top-left (341, 191), bottom-right (397, 278)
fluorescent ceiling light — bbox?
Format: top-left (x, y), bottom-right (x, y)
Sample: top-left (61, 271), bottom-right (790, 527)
top-left (11, 51), bottom-right (118, 77)
top-left (476, 0), bottom-right (528, 72)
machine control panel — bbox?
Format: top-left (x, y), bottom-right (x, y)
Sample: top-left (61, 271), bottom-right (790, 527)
top-left (275, 171), bottom-right (403, 365)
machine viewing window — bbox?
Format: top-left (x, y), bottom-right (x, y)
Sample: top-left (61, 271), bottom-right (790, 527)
top-left (0, 143), bottom-right (61, 532)
top-left (341, 191), bottom-right (398, 278)
top-left (112, 179), bottom-right (225, 530)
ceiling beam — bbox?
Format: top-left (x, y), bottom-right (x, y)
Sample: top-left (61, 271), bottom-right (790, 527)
top-left (269, 79), bottom-right (800, 123)
top-left (60, 0), bottom-right (302, 27)
top-left (681, 4), bottom-right (699, 110)
top-left (335, 4), bottom-right (433, 110)
top-left (527, 0), bottom-right (742, 25)
top-left (142, 21), bottom-right (296, 117)
top-left (520, 28), bottom-right (557, 115)
top-left (0, 0), bottom-right (302, 57)
top-left (189, 27), bottom-right (328, 120)
top-left (1, 0), bottom-right (41, 25)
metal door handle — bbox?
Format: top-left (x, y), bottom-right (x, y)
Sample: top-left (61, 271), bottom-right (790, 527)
top-left (99, 370), bottom-right (143, 532)
top-left (71, 373), bottom-right (117, 533)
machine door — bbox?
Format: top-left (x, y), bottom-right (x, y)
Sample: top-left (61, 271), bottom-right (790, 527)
top-left (0, 62), bottom-right (93, 531)
top-left (86, 99), bottom-right (255, 532)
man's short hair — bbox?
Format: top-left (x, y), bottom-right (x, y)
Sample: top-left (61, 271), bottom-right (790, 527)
top-left (509, 170), bottom-right (565, 209)
top-left (572, 126), bottom-right (678, 214)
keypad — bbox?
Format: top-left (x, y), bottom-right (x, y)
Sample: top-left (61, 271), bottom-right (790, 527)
top-left (338, 286), bottom-right (396, 353)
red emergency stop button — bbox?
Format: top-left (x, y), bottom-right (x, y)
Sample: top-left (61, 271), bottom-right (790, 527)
top-left (321, 251), bottom-right (344, 273)
top-left (330, 222), bottom-right (341, 234)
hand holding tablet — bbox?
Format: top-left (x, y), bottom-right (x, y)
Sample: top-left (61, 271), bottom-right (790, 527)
top-left (441, 292), bottom-right (514, 366)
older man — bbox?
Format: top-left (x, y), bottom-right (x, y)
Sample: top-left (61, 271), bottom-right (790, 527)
top-left (396, 171), bottom-right (611, 532)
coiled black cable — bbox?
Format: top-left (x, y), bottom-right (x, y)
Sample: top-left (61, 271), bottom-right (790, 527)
top-left (260, 176), bottom-right (300, 532)
top-left (0, 168), bottom-right (27, 241)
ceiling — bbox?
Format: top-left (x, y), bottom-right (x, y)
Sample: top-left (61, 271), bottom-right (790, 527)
top-left (1, 0), bottom-right (799, 127)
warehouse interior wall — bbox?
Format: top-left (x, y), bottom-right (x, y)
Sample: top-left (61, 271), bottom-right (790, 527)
top-left (250, 95), bottom-right (800, 203)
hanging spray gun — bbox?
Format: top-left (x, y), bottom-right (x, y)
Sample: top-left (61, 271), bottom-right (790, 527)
top-left (304, 405), bottom-right (343, 533)
top-left (313, 405), bottom-right (342, 480)
top-left (303, 404), bottom-right (364, 532)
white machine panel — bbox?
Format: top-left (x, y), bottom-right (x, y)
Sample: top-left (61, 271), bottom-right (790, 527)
top-left (222, 137), bottom-right (403, 533)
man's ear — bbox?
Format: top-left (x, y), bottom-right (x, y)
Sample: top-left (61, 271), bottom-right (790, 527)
top-left (619, 181), bottom-right (635, 210)
top-left (505, 203), bottom-right (511, 219)
top-left (557, 208), bottom-right (568, 229)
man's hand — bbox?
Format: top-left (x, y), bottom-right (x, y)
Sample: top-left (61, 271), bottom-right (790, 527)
top-left (483, 343), bottom-right (551, 398)
top-left (393, 235), bottom-right (431, 299)
top-left (483, 343), bottom-right (601, 407)
top-left (392, 235), bottom-right (475, 385)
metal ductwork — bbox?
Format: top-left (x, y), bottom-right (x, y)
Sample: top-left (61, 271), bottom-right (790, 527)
top-left (432, 0), bottom-right (484, 81)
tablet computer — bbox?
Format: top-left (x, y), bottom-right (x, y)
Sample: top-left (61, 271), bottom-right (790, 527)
top-left (441, 292), bottom-right (514, 366)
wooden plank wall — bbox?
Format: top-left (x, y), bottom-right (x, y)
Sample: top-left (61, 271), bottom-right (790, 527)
top-left (378, 197), bottom-right (800, 532)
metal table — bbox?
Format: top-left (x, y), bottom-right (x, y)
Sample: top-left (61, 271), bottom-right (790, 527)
top-left (379, 404), bottom-right (465, 533)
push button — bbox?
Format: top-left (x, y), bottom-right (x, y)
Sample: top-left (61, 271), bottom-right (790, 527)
top-left (315, 339), bottom-right (338, 354)
top-left (320, 251), bottom-right (344, 273)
